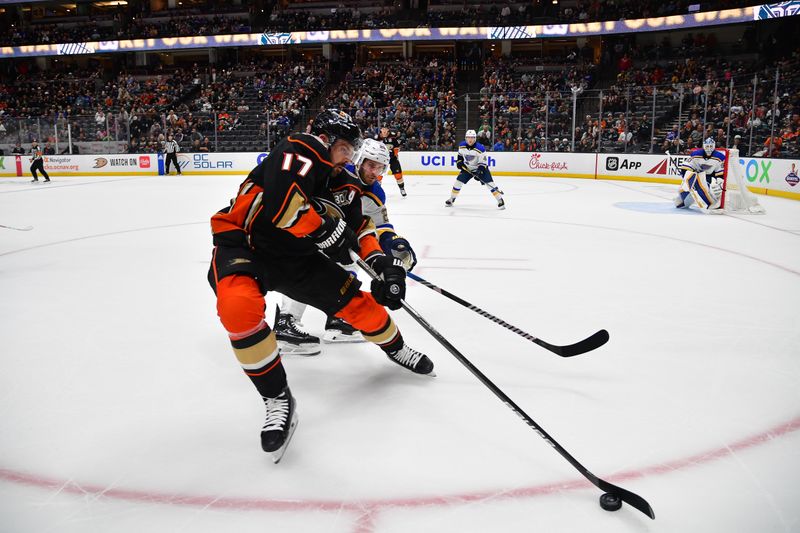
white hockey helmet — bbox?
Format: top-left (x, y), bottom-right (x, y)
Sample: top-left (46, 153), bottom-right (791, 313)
top-left (703, 137), bottom-right (716, 156)
top-left (465, 129), bottom-right (477, 139)
top-left (354, 138), bottom-right (390, 173)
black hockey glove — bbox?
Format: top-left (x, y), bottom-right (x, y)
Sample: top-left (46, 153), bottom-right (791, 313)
top-left (310, 215), bottom-right (357, 264)
top-left (368, 255), bottom-right (406, 310)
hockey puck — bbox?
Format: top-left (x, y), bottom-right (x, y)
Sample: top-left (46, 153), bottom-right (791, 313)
top-left (599, 492), bottom-right (622, 512)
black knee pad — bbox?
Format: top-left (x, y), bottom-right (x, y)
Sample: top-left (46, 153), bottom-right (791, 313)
top-left (208, 246), bottom-right (268, 295)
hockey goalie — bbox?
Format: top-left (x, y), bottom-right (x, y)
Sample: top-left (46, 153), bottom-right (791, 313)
top-left (674, 137), bottom-right (765, 214)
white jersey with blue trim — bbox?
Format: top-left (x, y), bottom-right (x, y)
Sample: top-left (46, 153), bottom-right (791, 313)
top-left (457, 141), bottom-right (488, 172)
top-left (361, 180), bottom-right (394, 237)
top-left (679, 148), bottom-right (726, 179)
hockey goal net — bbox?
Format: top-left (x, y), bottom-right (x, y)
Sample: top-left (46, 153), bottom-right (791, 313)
top-left (720, 148), bottom-right (766, 214)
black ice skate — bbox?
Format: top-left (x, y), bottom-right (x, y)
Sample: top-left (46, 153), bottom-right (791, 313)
top-left (275, 313), bottom-right (321, 356)
top-left (260, 387), bottom-right (298, 463)
top-left (322, 315), bottom-right (364, 343)
top-left (445, 198), bottom-right (455, 207)
top-left (400, 186), bottom-right (408, 197)
top-left (497, 198), bottom-right (505, 210)
top-left (387, 344), bottom-right (435, 376)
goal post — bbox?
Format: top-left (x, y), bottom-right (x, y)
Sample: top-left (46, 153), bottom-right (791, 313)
top-left (720, 148), bottom-right (766, 214)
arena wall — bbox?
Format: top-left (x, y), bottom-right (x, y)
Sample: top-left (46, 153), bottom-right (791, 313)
top-left (2, 151), bottom-right (798, 200)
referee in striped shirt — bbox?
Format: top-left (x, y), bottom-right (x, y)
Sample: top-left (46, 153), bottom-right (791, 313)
top-left (163, 134), bottom-right (182, 175)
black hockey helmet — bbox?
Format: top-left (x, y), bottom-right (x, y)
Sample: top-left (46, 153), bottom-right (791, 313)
top-left (311, 109), bottom-right (361, 148)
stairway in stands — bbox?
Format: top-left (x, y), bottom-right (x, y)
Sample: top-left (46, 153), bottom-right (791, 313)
top-left (455, 61), bottom-right (484, 138)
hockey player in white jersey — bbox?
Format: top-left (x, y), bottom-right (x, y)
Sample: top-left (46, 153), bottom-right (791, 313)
top-left (674, 137), bottom-right (726, 211)
top-left (445, 130), bottom-right (505, 209)
top-left (275, 138), bottom-right (418, 353)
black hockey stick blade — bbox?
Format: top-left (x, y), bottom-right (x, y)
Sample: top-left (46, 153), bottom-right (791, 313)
top-left (536, 329), bottom-right (610, 357)
top-left (357, 254), bottom-right (654, 520)
top-left (407, 271), bottom-right (609, 357)
top-left (597, 478), bottom-right (656, 519)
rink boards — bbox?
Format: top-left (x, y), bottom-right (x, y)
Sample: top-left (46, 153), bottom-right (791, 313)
top-left (2, 150), bottom-right (798, 200)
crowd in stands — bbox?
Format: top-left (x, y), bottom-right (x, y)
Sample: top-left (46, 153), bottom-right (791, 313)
top-left (321, 58), bottom-right (458, 151)
top-left (5, 15), bottom-right (251, 46)
top-left (0, 56), bottom-right (328, 154)
top-left (597, 43), bottom-right (800, 157)
top-left (473, 54), bottom-right (597, 152)
top-left (1, 41), bottom-right (798, 158)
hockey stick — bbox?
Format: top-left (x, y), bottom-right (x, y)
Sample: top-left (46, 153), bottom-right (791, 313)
top-left (407, 272), bottom-right (608, 357)
top-left (0, 224), bottom-right (33, 231)
top-left (354, 254), bottom-right (655, 520)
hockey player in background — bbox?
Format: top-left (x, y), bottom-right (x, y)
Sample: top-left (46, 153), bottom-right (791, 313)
top-left (376, 126), bottom-right (407, 197)
top-left (207, 110), bottom-right (433, 462)
top-left (445, 130), bottom-right (505, 209)
top-left (674, 137), bottom-right (725, 212)
top-left (275, 138), bottom-right (418, 353)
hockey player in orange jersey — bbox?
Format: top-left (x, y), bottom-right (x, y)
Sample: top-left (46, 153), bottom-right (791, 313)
top-left (207, 110), bottom-right (434, 462)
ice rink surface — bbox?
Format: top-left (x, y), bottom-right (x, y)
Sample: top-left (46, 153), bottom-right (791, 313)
top-left (1, 171), bottom-right (799, 533)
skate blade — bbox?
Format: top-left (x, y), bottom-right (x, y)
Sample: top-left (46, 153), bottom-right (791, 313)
top-left (271, 413), bottom-right (299, 464)
top-left (278, 342), bottom-right (321, 356)
top-left (322, 331), bottom-right (365, 343)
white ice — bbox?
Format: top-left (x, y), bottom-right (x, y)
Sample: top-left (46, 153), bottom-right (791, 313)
top-left (1, 171), bottom-right (799, 533)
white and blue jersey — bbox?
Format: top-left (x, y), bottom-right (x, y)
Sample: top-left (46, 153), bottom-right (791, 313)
top-left (679, 148), bottom-right (726, 180)
top-left (361, 179), bottom-right (397, 251)
top-left (457, 141), bottom-right (488, 172)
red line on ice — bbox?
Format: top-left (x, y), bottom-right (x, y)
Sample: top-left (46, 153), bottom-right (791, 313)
top-left (1, 415), bottom-right (799, 526)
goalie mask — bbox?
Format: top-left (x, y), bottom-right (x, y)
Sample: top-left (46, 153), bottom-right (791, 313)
top-left (703, 137), bottom-right (716, 157)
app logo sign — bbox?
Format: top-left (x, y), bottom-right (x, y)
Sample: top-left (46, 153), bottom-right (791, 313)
top-left (257, 152), bottom-right (269, 165)
top-left (606, 157), bottom-right (642, 171)
top-left (139, 156), bottom-right (151, 168)
top-left (93, 157), bottom-right (108, 168)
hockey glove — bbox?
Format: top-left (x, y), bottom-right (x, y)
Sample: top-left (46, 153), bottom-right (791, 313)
top-left (384, 235), bottom-right (417, 272)
top-left (310, 216), bottom-right (357, 264)
top-left (709, 177), bottom-right (724, 199)
top-left (368, 255), bottom-right (406, 310)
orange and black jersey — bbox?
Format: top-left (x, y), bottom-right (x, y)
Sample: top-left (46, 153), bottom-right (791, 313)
top-left (376, 131), bottom-right (401, 154)
top-left (210, 133), bottom-right (333, 257)
top-left (210, 133), bottom-right (381, 261)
